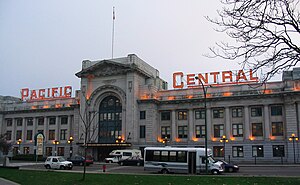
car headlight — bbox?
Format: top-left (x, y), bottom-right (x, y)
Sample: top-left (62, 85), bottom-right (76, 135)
top-left (234, 165), bottom-right (238, 168)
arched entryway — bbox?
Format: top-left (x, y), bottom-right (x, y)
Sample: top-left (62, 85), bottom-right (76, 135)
top-left (98, 95), bottom-right (122, 143)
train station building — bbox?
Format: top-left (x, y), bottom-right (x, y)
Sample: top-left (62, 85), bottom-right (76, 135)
top-left (1, 54), bottom-right (300, 163)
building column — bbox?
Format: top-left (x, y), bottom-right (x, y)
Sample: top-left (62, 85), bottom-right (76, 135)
top-left (22, 117), bottom-right (26, 142)
top-left (33, 117), bottom-right (37, 138)
top-left (171, 110), bottom-right (176, 141)
top-left (206, 108), bottom-right (212, 140)
top-left (188, 109), bottom-right (194, 140)
top-left (264, 105), bottom-right (270, 140)
top-left (244, 106), bottom-right (250, 140)
top-left (225, 107), bottom-right (231, 137)
top-left (44, 117), bottom-right (48, 141)
top-left (12, 118), bottom-right (16, 142)
top-left (68, 115), bottom-right (72, 137)
top-left (55, 116), bottom-right (60, 140)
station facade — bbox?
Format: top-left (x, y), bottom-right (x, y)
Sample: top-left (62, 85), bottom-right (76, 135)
top-left (1, 54), bottom-right (300, 163)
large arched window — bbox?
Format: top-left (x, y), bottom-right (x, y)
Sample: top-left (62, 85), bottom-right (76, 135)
top-left (98, 96), bottom-right (122, 143)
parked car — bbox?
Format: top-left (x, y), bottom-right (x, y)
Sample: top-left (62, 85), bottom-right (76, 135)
top-left (86, 155), bottom-right (94, 164)
top-left (117, 157), bottom-right (144, 166)
top-left (44, 156), bottom-right (73, 170)
top-left (68, 155), bottom-right (92, 166)
top-left (219, 160), bottom-right (239, 172)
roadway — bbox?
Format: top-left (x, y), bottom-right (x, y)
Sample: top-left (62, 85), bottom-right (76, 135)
top-left (18, 162), bottom-right (300, 177)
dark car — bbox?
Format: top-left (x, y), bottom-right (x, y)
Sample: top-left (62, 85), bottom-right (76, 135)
top-left (117, 157), bottom-right (144, 166)
top-left (220, 160), bottom-right (239, 172)
top-left (68, 156), bottom-right (92, 166)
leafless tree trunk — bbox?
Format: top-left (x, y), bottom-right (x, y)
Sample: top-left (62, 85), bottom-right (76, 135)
top-left (207, 0), bottom-right (300, 82)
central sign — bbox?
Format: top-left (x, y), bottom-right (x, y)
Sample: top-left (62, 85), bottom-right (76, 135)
top-left (173, 69), bottom-right (259, 89)
top-left (21, 86), bottom-right (72, 101)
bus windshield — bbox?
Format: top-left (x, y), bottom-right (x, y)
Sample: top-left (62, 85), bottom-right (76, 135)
top-left (208, 156), bottom-right (216, 163)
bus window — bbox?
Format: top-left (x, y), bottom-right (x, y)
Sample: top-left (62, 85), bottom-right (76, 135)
top-left (153, 151), bottom-right (160, 161)
top-left (169, 151), bottom-right (177, 162)
top-left (177, 151), bottom-right (187, 163)
top-left (123, 152), bottom-right (132, 157)
top-left (160, 151), bottom-right (168, 162)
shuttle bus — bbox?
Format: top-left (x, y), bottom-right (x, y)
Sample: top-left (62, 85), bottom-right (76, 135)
top-left (144, 147), bottom-right (224, 174)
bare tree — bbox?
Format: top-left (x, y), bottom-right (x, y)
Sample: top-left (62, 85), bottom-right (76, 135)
top-left (207, 0), bottom-right (300, 82)
top-left (79, 91), bottom-right (99, 181)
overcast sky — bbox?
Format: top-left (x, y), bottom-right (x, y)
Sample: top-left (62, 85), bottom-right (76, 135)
top-left (0, 0), bottom-right (276, 98)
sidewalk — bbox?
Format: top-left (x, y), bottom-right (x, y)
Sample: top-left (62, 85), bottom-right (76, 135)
top-left (0, 178), bottom-right (20, 185)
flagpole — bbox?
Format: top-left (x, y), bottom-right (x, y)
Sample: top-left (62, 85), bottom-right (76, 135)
top-left (112, 6), bottom-right (115, 59)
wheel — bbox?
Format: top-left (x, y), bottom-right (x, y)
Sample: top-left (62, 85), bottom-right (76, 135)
top-left (120, 162), bottom-right (124, 166)
top-left (108, 160), bottom-right (112, 163)
top-left (79, 162), bottom-right (83, 166)
top-left (211, 170), bottom-right (219, 175)
top-left (45, 165), bottom-right (51, 169)
top-left (137, 162), bottom-right (141, 166)
top-left (60, 166), bottom-right (66, 170)
top-left (161, 169), bottom-right (169, 174)
top-left (228, 167), bottom-right (233, 172)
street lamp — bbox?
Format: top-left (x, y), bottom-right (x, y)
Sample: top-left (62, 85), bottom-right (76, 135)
top-left (195, 76), bottom-right (209, 174)
top-left (116, 136), bottom-right (124, 143)
top-left (17, 138), bottom-right (22, 154)
top-left (289, 133), bottom-right (299, 164)
top-left (53, 140), bottom-right (59, 156)
top-left (68, 136), bottom-right (74, 158)
top-left (220, 135), bottom-right (228, 161)
top-left (162, 137), bottom-right (169, 146)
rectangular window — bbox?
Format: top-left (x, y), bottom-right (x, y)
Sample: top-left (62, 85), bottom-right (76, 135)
top-left (213, 109), bottom-right (224, 118)
top-left (38, 130), bottom-right (44, 134)
top-left (273, 145), bottom-right (285, 157)
top-left (214, 124), bottom-right (224, 138)
top-left (213, 146), bottom-right (224, 157)
top-left (26, 130), bottom-right (33, 140)
top-left (49, 117), bottom-right (56, 125)
top-left (140, 111), bottom-right (146, 120)
top-left (178, 111), bottom-right (187, 120)
top-left (16, 130), bottom-right (22, 140)
top-left (252, 123), bottom-right (263, 136)
top-left (271, 105), bottom-right (283, 116)
top-left (195, 109), bottom-right (205, 119)
top-left (6, 119), bottom-right (12, 127)
top-left (195, 125), bottom-right (205, 138)
top-left (26, 118), bottom-right (33, 126)
top-left (232, 146), bottom-right (244, 157)
top-left (178, 126), bottom-right (188, 138)
top-left (38, 117), bottom-right (44, 125)
top-left (46, 147), bottom-right (52, 156)
top-left (16, 118), bottom-right (22, 126)
top-left (161, 126), bottom-right (171, 139)
top-left (61, 116), bottom-right (68, 125)
top-left (60, 129), bottom-right (67, 140)
top-left (161, 111), bottom-right (171, 121)
top-left (49, 130), bottom-right (55, 140)
top-left (272, 122), bottom-right (283, 136)
top-left (140, 125), bottom-right (146, 138)
top-left (232, 107), bottom-right (243, 118)
top-left (251, 107), bottom-right (262, 117)
top-left (23, 147), bottom-right (30, 155)
top-left (252, 145), bottom-right (264, 157)
top-left (58, 147), bottom-right (64, 156)
top-left (232, 124), bottom-right (243, 137)
top-left (6, 131), bottom-right (12, 140)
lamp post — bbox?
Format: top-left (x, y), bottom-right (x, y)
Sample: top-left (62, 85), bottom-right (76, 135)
top-left (289, 133), bottom-right (299, 164)
top-left (53, 140), bottom-right (59, 156)
top-left (195, 76), bottom-right (209, 174)
top-left (68, 136), bottom-right (74, 158)
top-left (17, 138), bottom-right (22, 154)
top-left (220, 135), bottom-right (228, 161)
top-left (162, 137), bottom-right (169, 146)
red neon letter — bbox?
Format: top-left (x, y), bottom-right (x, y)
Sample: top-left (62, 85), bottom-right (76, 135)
top-left (38, 89), bottom-right (46, 99)
top-left (236, 70), bottom-right (247, 82)
top-left (52, 87), bottom-right (59, 98)
top-left (187, 74), bottom-right (195, 86)
top-left (173, 72), bottom-right (184, 89)
top-left (222, 71), bottom-right (233, 83)
top-left (64, 86), bottom-right (72, 97)
top-left (21, 88), bottom-right (29, 101)
top-left (31, 90), bottom-right (37, 100)
top-left (197, 73), bottom-right (208, 85)
top-left (250, 69), bottom-right (259, 81)
top-left (210, 72), bottom-right (220, 83)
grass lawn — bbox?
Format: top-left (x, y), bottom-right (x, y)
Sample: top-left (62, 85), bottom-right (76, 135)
top-left (0, 168), bottom-right (300, 185)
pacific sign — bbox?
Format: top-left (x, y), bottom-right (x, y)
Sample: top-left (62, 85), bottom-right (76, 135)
top-left (173, 69), bottom-right (259, 89)
top-left (21, 86), bottom-right (72, 101)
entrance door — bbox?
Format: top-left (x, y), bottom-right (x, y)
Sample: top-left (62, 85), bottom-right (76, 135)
top-left (188, 152), bottom-right (196, 174)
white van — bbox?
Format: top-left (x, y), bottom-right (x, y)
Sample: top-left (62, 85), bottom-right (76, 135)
top-left (105, 149), bottom-right (142, 163)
